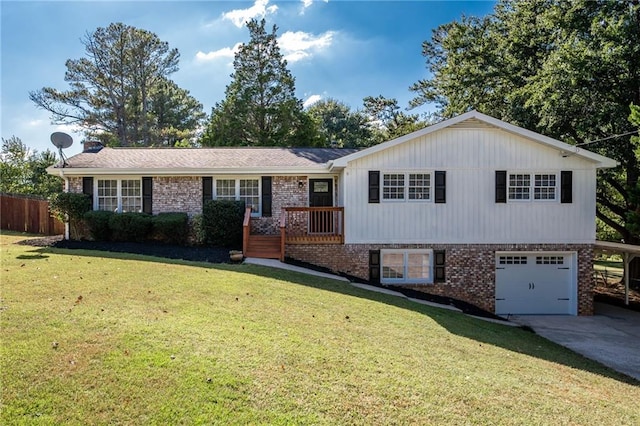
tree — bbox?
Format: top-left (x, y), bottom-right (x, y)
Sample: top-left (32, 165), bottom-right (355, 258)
top-left (363, 95), bottom-right (426, 142)
top-left (30, 23), bottom-right (203, 147)
top-left (0, 136), bottom-right (63, 197)
top-left (410, 0), bottom-right (640, 243)
top-left (306, 99), bottom-right (373, 148)
top-left (200, 19), bottom-right (318, 147)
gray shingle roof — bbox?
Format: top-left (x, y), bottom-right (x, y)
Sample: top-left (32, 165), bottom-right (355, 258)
top-left (61, 147), bottom-right (358, 170)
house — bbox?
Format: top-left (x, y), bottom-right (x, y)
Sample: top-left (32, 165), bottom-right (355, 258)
top-left (48, 111), bottom-right (617, 316)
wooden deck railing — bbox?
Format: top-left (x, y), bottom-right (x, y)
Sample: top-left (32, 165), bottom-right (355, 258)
top-left (280, 207), bottom-right (344, 246)
top-left (242, 206), bottom-right (252, 255)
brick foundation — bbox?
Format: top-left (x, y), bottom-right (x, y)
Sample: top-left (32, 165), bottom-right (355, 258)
top-left (286, 243), bottom-right (594, 315)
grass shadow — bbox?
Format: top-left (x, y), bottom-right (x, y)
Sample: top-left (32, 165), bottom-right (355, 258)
top-left (24, 244), bottom-right (640, 386)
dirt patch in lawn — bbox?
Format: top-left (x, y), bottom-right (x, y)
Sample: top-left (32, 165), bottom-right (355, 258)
top-left (594, 275), bottom-right (640, 312)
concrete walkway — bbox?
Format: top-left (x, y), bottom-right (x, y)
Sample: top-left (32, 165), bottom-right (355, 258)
top-left (512, 303), bottom-right (640, 381)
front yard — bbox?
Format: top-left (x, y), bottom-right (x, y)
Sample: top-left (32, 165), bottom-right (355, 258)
top-left (1, 232), bottom-right (638, 424)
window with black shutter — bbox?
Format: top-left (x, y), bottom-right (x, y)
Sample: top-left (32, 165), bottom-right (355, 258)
top-left (561, 171), bottom-right (573, 204)
top-left (202, 177), bottom-right (213, 211)
top-left (434, 250), bottom-right (446, 283)
top-left (142, 177), bottom-right (153, 214)
top-left (369, 171), bottom-right (380, 203)
top-left (261, 176), bottom-right (272, 217)
top-left (495, 171), bottom-right (507, 203)
top-left (434, 171), bottom-right (446, 203)
top-left (369, 250), bottom-right (380, 284)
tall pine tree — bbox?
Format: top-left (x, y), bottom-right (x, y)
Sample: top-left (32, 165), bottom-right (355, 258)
top-left (201, 19), bottom-right (318, 147)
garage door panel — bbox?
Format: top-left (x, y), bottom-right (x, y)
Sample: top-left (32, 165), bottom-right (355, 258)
top-left (495, 252), bottom-right (575, 315)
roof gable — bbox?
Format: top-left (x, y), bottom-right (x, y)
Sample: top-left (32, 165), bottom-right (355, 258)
top-left (330, 111), bottom-right (617, 169)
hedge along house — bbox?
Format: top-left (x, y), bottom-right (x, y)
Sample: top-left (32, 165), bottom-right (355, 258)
top-left (48, 111), bottom-right (617, 316)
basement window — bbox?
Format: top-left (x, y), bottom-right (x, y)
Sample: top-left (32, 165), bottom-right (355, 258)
top-left (381, 249), bottom-right (432, 284)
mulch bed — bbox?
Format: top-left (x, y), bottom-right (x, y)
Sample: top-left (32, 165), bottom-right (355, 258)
top-left (20, 236), bottom-right (233, 264)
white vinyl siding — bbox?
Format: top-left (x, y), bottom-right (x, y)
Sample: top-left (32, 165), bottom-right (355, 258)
top-left (214, 178), bottom-right (260, 215)
top-left (96, 179), bottom-right (142, 213)
top-left (342, 127), bottom-right (598, 244)
top-left (381, 249), bottom-right (432, 284)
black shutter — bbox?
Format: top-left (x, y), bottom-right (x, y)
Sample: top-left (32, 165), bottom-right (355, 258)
top-left (369, 250), bottom-right (380, 284)
top-left (262, 176), bottom-right (272, 217)
top-left (82, 177), bottom-right (93, 196)
top-left (495, 171), bottom-right (507, 203)
top-left (142, 177), bottom-right (153, 214)
top-left (202, 177), bottom-right (213, 211)
top-left (368, 171), bottom-right (380, 203)
top-left (434, 171), bottom-right (446, 203)
top-left (82, 177), bottom-right (94, 210)
top-left (434, 250), bottom-right (446, 283)
top-left (561, 171), bottom-right (572, 204)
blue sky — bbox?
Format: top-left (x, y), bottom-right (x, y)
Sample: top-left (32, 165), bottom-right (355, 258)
top-left (1, 0), bottom-right (496, 156)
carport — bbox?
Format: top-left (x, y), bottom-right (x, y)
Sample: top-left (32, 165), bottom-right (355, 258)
top-left (594, 240), bottom-right (640, 306)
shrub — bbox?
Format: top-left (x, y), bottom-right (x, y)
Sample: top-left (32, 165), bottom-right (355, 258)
top-left (202, 200), bottom-right (245, 248)
top-left (109, 212), bottom-right (152, 242)
top-left (189, 214), bottom-right (206, 246)
top-left (153, 212), bottom-right (189, 245)
top-left (49, 192), bottom-right (92, 240)
top-left (84, 210), bottom-right (114, 241)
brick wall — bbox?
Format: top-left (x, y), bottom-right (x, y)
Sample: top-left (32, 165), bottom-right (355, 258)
top-left (153, 177), bottom-right (202, 216)
top-left (286, 243), bottom-right (594, 315)
top-left (251, 176), bottom-right (309, 235)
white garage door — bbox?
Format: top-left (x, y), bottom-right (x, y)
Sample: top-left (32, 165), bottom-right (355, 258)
top-left (495, 252), bottom-right (576, 315)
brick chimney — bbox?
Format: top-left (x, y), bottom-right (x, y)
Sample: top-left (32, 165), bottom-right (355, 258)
top-left (83, 141), bottom-right (103, 153)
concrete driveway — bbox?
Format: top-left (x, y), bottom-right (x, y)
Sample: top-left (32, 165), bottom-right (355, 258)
top-left (512, 303), bottom-right (640, 381)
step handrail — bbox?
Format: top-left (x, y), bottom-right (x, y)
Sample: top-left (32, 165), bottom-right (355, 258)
top-left (242, 207), bottom-right (252, 255)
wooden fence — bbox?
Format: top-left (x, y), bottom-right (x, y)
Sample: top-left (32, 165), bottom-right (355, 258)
top-left (0, 193), bottom-right (65, 235)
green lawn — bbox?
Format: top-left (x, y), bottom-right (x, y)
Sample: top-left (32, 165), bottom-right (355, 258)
top-left (2, 232), bottom-right (639, 425)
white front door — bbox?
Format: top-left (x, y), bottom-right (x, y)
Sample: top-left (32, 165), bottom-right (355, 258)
top-left (495, 252), bottom-right (576, 315)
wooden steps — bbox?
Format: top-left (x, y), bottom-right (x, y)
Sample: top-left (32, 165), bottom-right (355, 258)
top-left (245, 235), bottom-right (281, 259)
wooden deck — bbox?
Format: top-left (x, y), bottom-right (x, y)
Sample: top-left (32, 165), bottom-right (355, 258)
top-left (243, 206), bottom-right (344, 260)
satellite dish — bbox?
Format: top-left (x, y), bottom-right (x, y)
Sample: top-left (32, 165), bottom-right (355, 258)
top-left (50, 132), bottom-right (73, 167)
top-left (50, 132), bottom-right (73, 149)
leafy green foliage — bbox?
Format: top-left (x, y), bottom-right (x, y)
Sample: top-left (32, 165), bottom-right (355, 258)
top-left (84, 210), bottom-right (114, 241)
top-left (306, 98), bottom-right (373, 148)
top-left (152, 212), bottom-right (189, 245)
top-left (363, 96), bottom-right (427, 142)
top-left (29, 23), bottom-right (203, 147)
top-left (49, 192), bottom-right (91, 240)
top-left (411, 0), bottom-right (640, 242)
top-left (200, 19), bottom-right (319, 147)
top-left (0, 136), bottom-right (63, 197)
top-left (108, 212), bottom-right (153, 242)
top-left (202, 200), bottom-right (244, 248)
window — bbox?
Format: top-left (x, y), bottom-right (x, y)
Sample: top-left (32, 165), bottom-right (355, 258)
top-left (96, 179), bottom-right (141, 213)
top-left (383, 173), bottom-right (405, 200)
top-left (121, 180), bottom-right (141, 212)
top-left (508, 174), bottom-right (530, 200)
top-left (409, 173), bottom-right (430, 200)
top-left (381, 249), bottom-right (432, 284)
top-left (382, 172), bottom-right (431, 201)
top-left (534, 174), bottom-right (556, 200)
top-left (214, 178), bottom-right (261, 214)
top-left (215, 179), bottom-right (236, 200)
top-left (498, 256), bottom-right (528, 265)
top-left (536, 256), bottom-right (564, 265)
top-left (508, 173), bottom-right (557, 201)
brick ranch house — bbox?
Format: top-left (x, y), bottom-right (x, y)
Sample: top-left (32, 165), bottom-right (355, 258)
top-left (48, 111), bottom-right (617, 316)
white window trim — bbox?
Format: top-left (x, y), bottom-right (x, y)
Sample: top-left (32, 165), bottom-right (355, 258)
top-left (212, 177), bottom-right (261, 217)
top-left (94, 177), bottom-right (142, 213)
top-left (507, 171), bottom-right (558, 202)
top-left (381, 249), bottom-right (433, 285)
top-left (381, 171), bottom-right (432, 203)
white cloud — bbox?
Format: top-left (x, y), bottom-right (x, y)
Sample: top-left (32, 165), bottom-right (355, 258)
top-left (303, 94), bottom-right (322, 108)
top-left (195, 43), bottom-right (242, 62)
top-left (222, 0), bottom-right (278, 28)
top-left (301, 0), bottom-right (313, 9)
top-left (278, 30), bottom-right (335, 63)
